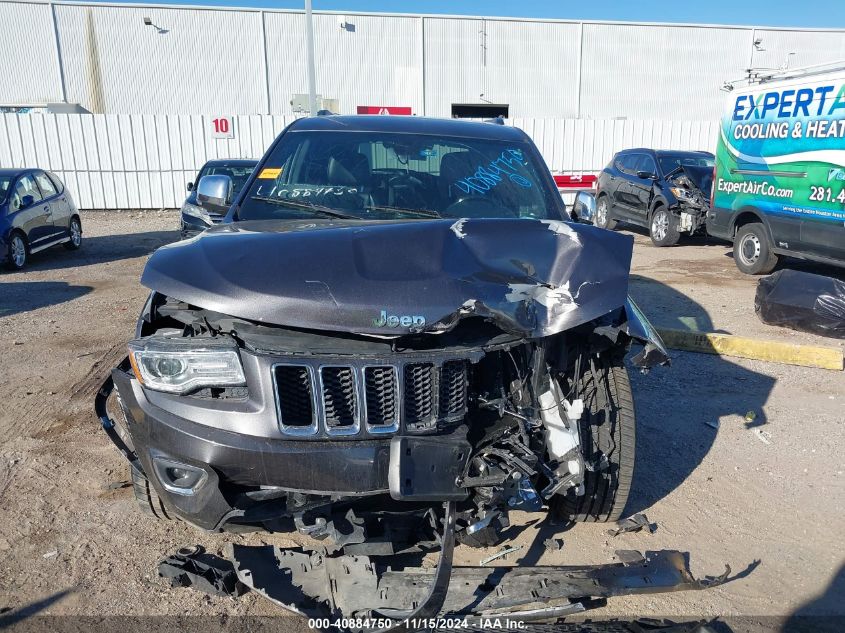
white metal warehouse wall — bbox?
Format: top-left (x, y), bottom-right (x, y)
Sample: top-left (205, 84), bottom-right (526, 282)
top-left (0, 113), bottom-right (720, 209)
top-left (2, 1), bottom-right (844, 119)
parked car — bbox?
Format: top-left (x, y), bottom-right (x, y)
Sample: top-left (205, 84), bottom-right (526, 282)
top-left (595, 149), bottom-right (714, 246)
top-left (0, 168), bottom-right (81, 270)
top-left (709, 64), bottom-right (845, 274)
top-left (97, 116), bottom-right (667, 551)
top-left (180, 159), bottom-right (257, 238)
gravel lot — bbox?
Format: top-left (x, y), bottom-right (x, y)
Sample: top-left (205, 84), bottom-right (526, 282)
top-left (0, 211), bottom-right (843, 630)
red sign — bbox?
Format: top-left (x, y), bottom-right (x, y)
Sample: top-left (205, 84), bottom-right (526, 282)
top-left (357, 106), bottom-right (413, 115)
top-left (553, 173), bottom-right (597, 190)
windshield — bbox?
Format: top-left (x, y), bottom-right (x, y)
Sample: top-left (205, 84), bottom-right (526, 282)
top-left (0, 175), bottom-right (11, 205)
top-left (658, 154), bottom-right (715, 175)
top-left (198, 163), bottom-right (256, 196)
top-left (237, 131), bottom-right (562, 221)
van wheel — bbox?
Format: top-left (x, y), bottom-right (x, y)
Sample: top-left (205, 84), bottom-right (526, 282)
top-left (595, 196), bottom-right (617, 230)
top-left (734, 223), bottom-right (778, 274)
top-left (649, 206), bottom-right (680, 247)
top-left (551, 352), bottom-right (636, 523)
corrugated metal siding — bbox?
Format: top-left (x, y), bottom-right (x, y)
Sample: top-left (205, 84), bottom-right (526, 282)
top-left (579, 23), bottom-right (753, 120)
top-left (0, 113), bottom-right (719, 209)
top-left (0, 2), bottom-right (63, 104)
top-left (484, 19), bottom-right (581, 118)
top-left (423, 17), bottom-right (485, 118)
top-left (752, 30), bottom-right (845, 71)
top-left (52, 4), bottom-right (266, 114)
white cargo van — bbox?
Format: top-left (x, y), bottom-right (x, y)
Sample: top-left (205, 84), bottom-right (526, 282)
top-left (707, 62), bottom-right (845, 273)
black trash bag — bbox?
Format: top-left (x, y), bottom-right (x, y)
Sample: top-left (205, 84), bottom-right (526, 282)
top-left (755, 270), bottom-right (845, 339)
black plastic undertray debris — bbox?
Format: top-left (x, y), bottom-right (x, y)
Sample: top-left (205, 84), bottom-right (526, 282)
top-left (755, 269), bottom-right (845, 339)
top-left (157, 544), bottom-right (730, 633)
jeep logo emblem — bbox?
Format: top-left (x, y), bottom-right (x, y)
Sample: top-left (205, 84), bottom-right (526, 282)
top-left (373, 310), bottom-right (426, 328)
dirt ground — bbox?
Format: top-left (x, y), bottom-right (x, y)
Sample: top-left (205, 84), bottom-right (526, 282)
top-left (0, 211), bottom-right (843, 630)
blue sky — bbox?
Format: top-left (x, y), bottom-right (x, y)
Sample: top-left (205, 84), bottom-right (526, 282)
top-left (97, 0), bottom-right (845, 28)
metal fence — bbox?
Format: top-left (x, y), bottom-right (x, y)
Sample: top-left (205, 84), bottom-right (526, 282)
top-left (0, 113), bottom-right (721, 210)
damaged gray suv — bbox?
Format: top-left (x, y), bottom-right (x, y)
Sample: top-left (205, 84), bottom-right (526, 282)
top-left (97, 116), bottom-right (668, 551)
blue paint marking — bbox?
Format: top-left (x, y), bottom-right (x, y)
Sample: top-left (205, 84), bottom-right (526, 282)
top-left (453, 149), bottom-right (533, 195)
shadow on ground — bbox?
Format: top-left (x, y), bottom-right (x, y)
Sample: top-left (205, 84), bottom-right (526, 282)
top-left (2, 230), bottom-right (177, 273)
top-left (0, 281), bottom-right (93, 317)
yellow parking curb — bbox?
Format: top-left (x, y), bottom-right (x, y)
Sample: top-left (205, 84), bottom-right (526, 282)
top-left (655, 328), bottom-right (844, 371)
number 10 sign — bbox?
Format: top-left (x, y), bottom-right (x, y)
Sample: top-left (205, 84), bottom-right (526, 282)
top-left (211, 116), bottom-right (234, 139)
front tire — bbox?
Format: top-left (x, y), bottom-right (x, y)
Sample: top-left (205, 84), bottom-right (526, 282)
top-left (649, 206), bottom-right (680, 247)
top-left (553, 353), bottom-right (636, 523)
top-left (734, 222), bottom-right (778, 274)
top-left (594, 196), bottom-right (618, 230)
top-left (5, 232), bottom-right (27, 270)
top-left (130, 465), bottom-right (172, 521)
top-left (64, 217), bottom-right (82, 250)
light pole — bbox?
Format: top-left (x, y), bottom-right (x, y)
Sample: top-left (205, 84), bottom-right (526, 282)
top-left (305, 0), bottom-right (318, 115)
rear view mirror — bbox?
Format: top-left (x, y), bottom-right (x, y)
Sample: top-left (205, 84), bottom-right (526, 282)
top-left (637, 170), bottom-right (657, 180)
top-left (20, 194), bottom-right (35, 209)
top-left (196, 175), bottom-right (233, 213)
top-left (572, 191), bottom-right (596, 224)
top-left (186, 182), bottom-right (193, 191)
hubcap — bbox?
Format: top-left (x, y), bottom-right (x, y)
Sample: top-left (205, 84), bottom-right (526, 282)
top-left (652, 211), bottom-right (668, 241)
top-left (596, 199), bottom-right (607, 227)
top-left (11, 236), bottom-right (25, 267)
top-left (739, 233), bottom-right (761, 265)
top-left (71, 221), bottom-right (81, 246)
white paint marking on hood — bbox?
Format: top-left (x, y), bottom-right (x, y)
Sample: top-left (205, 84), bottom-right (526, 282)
top-left (540, 220), bottom-right (581, 244)
top-left (450, 218), bottom-right (468, 239)
top-left (505, 281), bottom-right (577, 310)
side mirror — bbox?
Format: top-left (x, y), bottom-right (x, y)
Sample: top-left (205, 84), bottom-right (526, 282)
top-left (186, 182), bottom-right (193, 192)
top-left (20, 194), bottom-right (35, 209)
top-left (572, 191), bottom-right (596, 224)
top-left (637, 170), bottom-right (657, 180)
top-left (196, 175), bottom-right (232, 213)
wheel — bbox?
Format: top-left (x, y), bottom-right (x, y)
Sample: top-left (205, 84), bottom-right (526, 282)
top-left (552, 353), bottom-right (636, 523)
top-left (594, 196), bottom-right (617, 230)
top-left (63, 217), bottom-right (82, 250)
top-left (5, 232), bottom-right (27, 270)
top-left (649, 206), bottom-right (680, 247)
top-left (734, 222), bottom-right (778, 275)
top-left (130, 464), bottom-right (172, 521)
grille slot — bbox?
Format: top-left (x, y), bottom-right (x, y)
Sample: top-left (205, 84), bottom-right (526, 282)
top-left (403, 363), bottom-right (436, 431)
top-left (273, 365), bottom-right (316, 434)
top-left (320, 366), bottom-right (359, 433)
top-left (364, 366), bottom-right (399, 432)
top-left (439, 360), bottom-right (468, 419)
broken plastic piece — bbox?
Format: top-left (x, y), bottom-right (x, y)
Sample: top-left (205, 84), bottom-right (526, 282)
top-left (480, 545), bottom-right (523, 565)
top-left (607, 513), bottom-right (657, 537)
top-left (158, 544), bottom-right (246, 597)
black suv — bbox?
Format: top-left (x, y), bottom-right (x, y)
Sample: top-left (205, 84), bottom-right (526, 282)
top-left (595, 149), bottom-right (714, 246)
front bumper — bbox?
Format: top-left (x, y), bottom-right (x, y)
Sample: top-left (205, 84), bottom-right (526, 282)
top-left (104, 366), bottom-right (393, 530)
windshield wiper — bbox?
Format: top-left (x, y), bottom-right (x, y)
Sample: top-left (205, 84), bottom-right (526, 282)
top-left (250, 196), bottom-right (362, 220)
top-left (365, 205), bottom-right (442, 218)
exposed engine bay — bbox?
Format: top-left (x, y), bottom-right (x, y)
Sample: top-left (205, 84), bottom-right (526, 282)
top-left (667, 165), bottom-right (713, 235)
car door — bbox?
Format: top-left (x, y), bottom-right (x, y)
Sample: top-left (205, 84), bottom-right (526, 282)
top-left (629, 153), bottom-right (658, 225)
top-left (612, 154), bottom-right (640, 219)
top-left (33, 171), bottom-right (67, 238)
top-left (8, 173), bottom-right (51, 245)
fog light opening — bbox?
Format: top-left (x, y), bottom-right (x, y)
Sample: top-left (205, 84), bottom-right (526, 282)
top-left (152, 457), bottom-right (208, 496)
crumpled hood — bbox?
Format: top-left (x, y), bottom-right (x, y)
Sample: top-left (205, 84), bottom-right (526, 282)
top-left (675, 165), bottom-right (713, 196)
top-left (141, 218), bottom-right (634, 337)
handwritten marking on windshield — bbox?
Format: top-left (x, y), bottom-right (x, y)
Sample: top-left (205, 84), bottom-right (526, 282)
top-left (256, 184), bottom-right (359, 199)
top-left (453, 149), bottom-right (533, 195)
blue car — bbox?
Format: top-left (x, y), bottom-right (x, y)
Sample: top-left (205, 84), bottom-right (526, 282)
top-left (1, 168), bottom-right (81, 270)
top-left (180, 159), bottom-right (257, 238)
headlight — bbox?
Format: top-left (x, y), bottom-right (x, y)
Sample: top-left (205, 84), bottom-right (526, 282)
top-left (670, 187), bottom-right (696, 201)
top-left (181, 202), bottom-right (213, 225)
top-left (128, 337), bottom-right (246, 394)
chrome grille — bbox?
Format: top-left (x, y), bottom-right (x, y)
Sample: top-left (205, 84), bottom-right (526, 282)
top-left (272, 358), bottom-right (470, 438)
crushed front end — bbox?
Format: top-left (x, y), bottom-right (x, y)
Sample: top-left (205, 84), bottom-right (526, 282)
top-left (97, 218), bottom-right (668, 543)
top-left (667, 165), bottom-right (713, 235)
